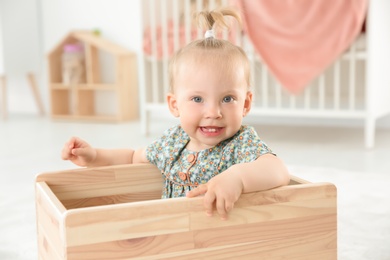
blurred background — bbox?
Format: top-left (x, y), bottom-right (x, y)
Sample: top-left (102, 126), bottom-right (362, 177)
top-left (1, 0), bottom-right (390, 132)
top-left (1, 1), bottom-right (390, 259)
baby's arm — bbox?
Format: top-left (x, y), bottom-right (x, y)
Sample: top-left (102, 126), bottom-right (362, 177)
top-left (233, 154), bottom-right (290, 193)
top-left (61, 136), bottom-right (148, 167)
top-left (92, 147), bottom-right (147, 166)
top-left (186, 154), bottom-right (290, 220)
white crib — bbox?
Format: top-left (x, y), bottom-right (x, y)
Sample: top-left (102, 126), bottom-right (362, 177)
top-left (140, 0), bottom-right (390, 148)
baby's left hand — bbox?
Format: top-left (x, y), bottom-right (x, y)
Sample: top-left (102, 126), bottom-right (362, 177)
top-left (186, 171), bottom-right (243, 220)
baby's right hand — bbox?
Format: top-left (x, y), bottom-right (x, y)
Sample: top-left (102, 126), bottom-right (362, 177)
top-left (61, 137), bottom-right (97, 167)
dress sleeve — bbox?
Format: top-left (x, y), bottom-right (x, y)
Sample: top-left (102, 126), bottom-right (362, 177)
top-left (146, 125), bottom-right (186, 170)
top-left (146, 127), bottom-right (171, 169)
top-left (231, 126), bottom-right (274, 164)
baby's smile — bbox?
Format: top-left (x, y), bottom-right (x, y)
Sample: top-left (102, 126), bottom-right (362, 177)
top-left (200, 126), bottom-right (222, 132)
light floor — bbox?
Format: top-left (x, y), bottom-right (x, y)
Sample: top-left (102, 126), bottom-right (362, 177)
top-left (1, 114), bottom-right (390, 259)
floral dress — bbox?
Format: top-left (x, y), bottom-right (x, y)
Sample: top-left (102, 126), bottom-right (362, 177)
top-left (146, 125), bottom-right (273, 198)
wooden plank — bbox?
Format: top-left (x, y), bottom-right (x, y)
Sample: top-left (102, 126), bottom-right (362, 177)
top-left (51, 179), bottom-right (162, 201)
top-left (64, 197), bottom-right (202, 246)
top-left (290, 174), bottom-right (311, 184)
top-left (35, 163), bottom-right (161, 185)
top-left (47, 48), bottom-right (63, 83)
top-left (131, 231), bottom-right (336, 260)
top-left (174, 235), bottom-right (335, 260)
top-left (37, 163), bottom-right (305, 188)
top-left (45, 165), bottom-right (163, 201)
top-left (77, 89), bottom-right (94, 116)
top-left (67, 230), bottom-right (336, 260)
top-left (66, 210), bottom-right (335, 259)
top-left (36, 182), bottom-right (67, 258)
top-left (67, 231), bottom-right (195, 259)
top-left (51, 89), bottom-right (70, 115)
top-left (63, 184), bottom-right (330, 236)
top-left (190, 197), bottom-right (336, 230)
top-left (64, 184), bottom-right (335, 247)
top-left (116, 57), bottom-right (125, 121)
top-left (192, 213), bottom-right (336, 248)
top-left (37, 224), bottom-right (63, 260)
top-left (65, 207), bottom-right (191, 247)
top-left (116, 55), bottom-right (138, 120)
top-left (61, 190), bottom-right (162, 209)
top-left (85, 45), bottom-right (100, 84)
top-left (27, 73), bottom-right (45, 115)
top-left (234, 182), bottom-right (336, 207)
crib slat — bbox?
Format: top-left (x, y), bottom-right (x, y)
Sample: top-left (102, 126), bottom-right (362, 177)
top-left (173, 0), bottom-right (179, 51)
top-left (222, 0), bottom-right (229, 40)
top-left (209, 0), bottom-right (216, 9)
top-left (196, 0), bottom-right (203, 39)
top-left (161, 0), bottom-right (169, 95)
top-left (235, 21), bottom-right (242, 46)
top-left (243, 36), bottom-right (255, 91)
top-left (261, 62), bottom-right (268, 108)
top-left (184, 0), bottom-right (191, 44)
top-left (276, 84), bottom-right (282, 108)
top-left (333, 60), bottom-right (340, 110)
top-left (318, 74), bottom-right (325, 110)
top-left (290, 93), bottom-right (296, 109)
top-left (161, 1), bottom-right (168, 57)
top-left (349, 42), bottom-right (356, 110)
top-left (248, 53), bottom-right (256, 105)
top-left (304, 87), bottom-right (310, 109)
top-left (149, 0), bottom-right (159, 103)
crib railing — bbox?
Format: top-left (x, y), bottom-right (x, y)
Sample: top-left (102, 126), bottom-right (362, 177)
top-left (246, 36), bottom-right (366, 116)
top-left (141, 0), bottom-right (390, 148)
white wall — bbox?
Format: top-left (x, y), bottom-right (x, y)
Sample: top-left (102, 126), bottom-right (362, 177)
top-left (0, 0), bottom-right (42, 114)
top-left (40, 0), bottom-right (142, 54)
top-left (0, 9), bottom-right (4, 74)
top-left (1, 0), bottom-right (41, 76)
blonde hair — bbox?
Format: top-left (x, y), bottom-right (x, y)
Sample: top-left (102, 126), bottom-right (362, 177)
top-left (169, 7), bottom-right (250, 93)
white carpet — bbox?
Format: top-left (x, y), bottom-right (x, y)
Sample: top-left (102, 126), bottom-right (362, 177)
top-left (1, 165), bottom-right (389, 260)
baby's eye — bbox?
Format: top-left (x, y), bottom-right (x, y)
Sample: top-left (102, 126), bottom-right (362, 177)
top-left (222, 96), bottom-right (234, 103)
top-left (192, 96), bottom-right (203, 103)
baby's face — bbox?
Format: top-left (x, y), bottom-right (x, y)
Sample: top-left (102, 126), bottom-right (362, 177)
top-left (168, 60), bottom-right (252, 151)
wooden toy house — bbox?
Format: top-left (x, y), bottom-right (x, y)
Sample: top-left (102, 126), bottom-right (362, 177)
top-left (47, 31), bottom-right (138, 121)
top-left (35, 164), bottom-right (337, 259)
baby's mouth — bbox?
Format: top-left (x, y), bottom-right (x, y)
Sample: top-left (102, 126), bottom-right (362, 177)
top-left (200, 127), bottom-right (223, 133)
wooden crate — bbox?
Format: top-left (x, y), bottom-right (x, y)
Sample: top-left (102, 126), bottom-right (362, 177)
top-left (35, 163), bottom-right (337, 259)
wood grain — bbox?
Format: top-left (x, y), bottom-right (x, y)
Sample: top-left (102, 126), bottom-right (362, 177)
top-left (35, 163), bottom-right (337, 259)
top-left (35, 182), bottom-right (67, 259)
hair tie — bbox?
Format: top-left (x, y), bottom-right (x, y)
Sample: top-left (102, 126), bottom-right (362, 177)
top-left (204, 29), bottom-right (215, 39)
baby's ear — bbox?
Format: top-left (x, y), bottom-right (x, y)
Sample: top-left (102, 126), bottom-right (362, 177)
top-left (167, 93), bottom-right (180, 117)
top-left (243, 91), bottom-right (253, 117)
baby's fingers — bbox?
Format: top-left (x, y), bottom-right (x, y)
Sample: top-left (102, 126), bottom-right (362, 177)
top-left (66, 136), bottom-right (79, 149)
top-left (61, 143), bottom-right (73, 160)
top-left (203, 190), bottom-right (216, 217)
top-left (186, 184), bottom-right (208, 198)
top-left (216, 198), bottom-right (229, 220)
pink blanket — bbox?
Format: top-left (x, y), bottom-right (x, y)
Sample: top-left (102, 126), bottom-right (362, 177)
top-left (143, 20), bottom-right (237, 59)
top-left (233, 0), bottom-right (368, 94)
top-left (143, 20), bottom-right (197, 59)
